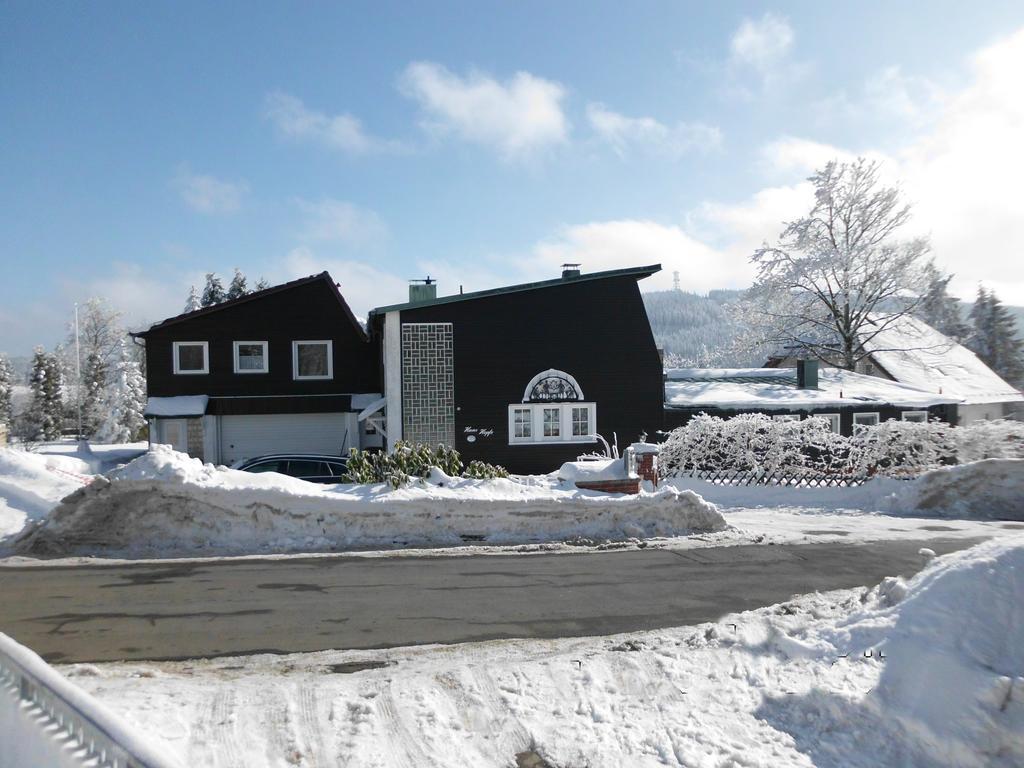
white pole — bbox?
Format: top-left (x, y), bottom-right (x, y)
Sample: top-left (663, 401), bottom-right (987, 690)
top-left (74, 303), bottom-right (82, 438)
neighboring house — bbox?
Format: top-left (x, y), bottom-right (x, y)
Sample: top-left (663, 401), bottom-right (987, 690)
top-left (131, 273), bottom-right (382, 465)
top-left (664, 361), bottom-right (960, 436)
top-left (766, 315), bottom-right (1023, 424)
top-left (367, 264), bottom-right (665, 474)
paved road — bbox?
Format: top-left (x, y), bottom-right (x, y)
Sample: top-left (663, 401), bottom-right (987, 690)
top-left (0, 539), bottom-right (980, 663)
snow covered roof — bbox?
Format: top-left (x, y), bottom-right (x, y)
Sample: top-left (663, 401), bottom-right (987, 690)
top-left (664, 367), bottom-right (960, 410)
top-left (144, 395), bottom-right (209, 418)
top-left (859, 314), bottom-right (1023, 405)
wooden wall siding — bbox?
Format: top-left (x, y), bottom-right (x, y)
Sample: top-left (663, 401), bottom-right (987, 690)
top-left (662, 403), bottom-right (956, 438)
top-left (397, 276), bottom-right (664, 475)
top-left (143, 279), bottom-right (379, 398)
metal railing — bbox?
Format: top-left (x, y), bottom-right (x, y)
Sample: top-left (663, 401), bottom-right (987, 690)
top-left (0, 633), bottom-right (179, 768)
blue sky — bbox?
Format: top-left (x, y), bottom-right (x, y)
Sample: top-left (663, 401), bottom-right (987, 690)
top-left (3, 1), bottom-right (1024, 356)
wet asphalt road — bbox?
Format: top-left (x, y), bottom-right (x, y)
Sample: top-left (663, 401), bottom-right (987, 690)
top-left (0, 538), bottom-right (981, 663)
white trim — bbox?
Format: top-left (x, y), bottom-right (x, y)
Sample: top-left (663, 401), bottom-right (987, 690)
top-left (902, 410), bottom-right (929, 423)
top-left (521, 369), bottom-right (584, 403)
top-left (292, 340), bottom-right (334, 380)
top-left (508, 402), bottom-right (597, 445)
top-left (772, 414), bottom-right (801, 422)
top-left (233, 340), bottom-right (269, 374)
top-left (815, 413), bottom-right (841, 433)
top-left (384, 311), bottom-right (402, 450)
top-left (172, 341), bottom-right (209, 375)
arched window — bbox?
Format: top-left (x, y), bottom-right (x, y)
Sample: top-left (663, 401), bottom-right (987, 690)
top-left (522, 369), bottom-right (584, 402)
top-left (509, 369), bottom-right (595, 445)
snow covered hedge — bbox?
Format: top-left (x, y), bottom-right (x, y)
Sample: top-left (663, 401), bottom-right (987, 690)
top-left (660, 414), bottom-right (1024, 478)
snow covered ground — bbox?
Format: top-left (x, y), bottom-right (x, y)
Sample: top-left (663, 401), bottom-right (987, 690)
top-left (59, 537), bottom-right (1024, 767)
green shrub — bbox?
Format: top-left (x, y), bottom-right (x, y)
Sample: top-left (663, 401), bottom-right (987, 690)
top-left (343, 442), bottom-right (509, 487)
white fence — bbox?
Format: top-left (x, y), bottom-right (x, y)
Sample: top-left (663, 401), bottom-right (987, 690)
top-left (0, 633), bottom-right (179, 768)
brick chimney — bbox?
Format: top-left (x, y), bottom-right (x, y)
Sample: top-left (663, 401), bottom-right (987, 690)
top-left (630, 442), bottom-right (659, 488)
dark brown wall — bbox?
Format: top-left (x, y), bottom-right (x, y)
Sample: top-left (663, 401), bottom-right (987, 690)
top-left (397, 275), bottom-right (664, 474)
top-left (143, 279), bottom-right (378, 398)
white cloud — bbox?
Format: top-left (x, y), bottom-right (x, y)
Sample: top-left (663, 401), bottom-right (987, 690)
top-left (730, 13), bottom-right (794, 75)
top-left (296, 199), bottom-right (389, 246)
top-left (264, 91), bottom-right (401, 154)
top-left (280, 247), bottom-right (407, 317)
top-left (174, 170), bottom-right (247, 214)
top-left (586, 103), bottom-right (722, 158)
top-left (400, 61), bottom-right (569, 160)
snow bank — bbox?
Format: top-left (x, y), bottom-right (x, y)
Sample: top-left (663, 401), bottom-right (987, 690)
top-left (0, 448), bottom-right (92, 540)
top-left (807, 538), bottom-right (1024, 767)
top-left (556, 458), bottom-right (631, 482)
top-left (15, 446), bottom-right (726, 557)
top-left (888, 458), bottom-right (1024, 520)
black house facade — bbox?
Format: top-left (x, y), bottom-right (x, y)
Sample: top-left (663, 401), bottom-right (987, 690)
top-left (132, 273), bottom-right (382, 465)
top-left (368, 265), bottom-right (665, 474)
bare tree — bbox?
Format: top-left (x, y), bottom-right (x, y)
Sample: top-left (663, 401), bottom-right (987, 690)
top-left (739, 158), bottom-right (934, 369)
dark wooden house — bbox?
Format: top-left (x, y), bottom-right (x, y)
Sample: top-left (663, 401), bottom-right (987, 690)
top-left (367, 264), bottom-right (665, 474)
top-left (131, 273), bottom-right (382, 464)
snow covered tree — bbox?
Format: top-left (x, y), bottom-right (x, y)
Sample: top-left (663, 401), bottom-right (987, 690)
top-left (0, 354), bottom-right (13, 427)
top-left (68, 298), bottom-right (125, 369)
top-left (80, 350), bottom-right (107, 437)
top-left (969, 287), bottom-right (1024, 387)
top-left (916, 263), bottom-right (969, 342)
top-left (26, 346), bottom-right (64, 441)
top-left (739, 158), bottom-right (932, 370)
top-left (95, 341), bottom-right (147, 443)
top-left (200, 273), bottom-right (226, 307)
top-left (226, 268), bottom-right (248, 300)
top-left (253, 276), bottom-right (270, 291)
top-left (184, 285), bottom-right (201, 313)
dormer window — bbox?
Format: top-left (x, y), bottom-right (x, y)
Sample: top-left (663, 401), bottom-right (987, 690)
top-left (234, 341), bottom-right (268, 373)
top-left (173, 341), bottom-right (209, 375)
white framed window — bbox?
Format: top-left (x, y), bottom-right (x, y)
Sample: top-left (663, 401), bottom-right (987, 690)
top-left (814, 413), bottom-right (841, 433)
top-left (233, 341), bottom-right (268, 373)
top-left (853, 412), bottom-right (880, 432)
top-left (508, 403), bottom-right (596, 445)
top-left (773, 414), bottom-right (801, 423)
top-left (172, 341), bottom-right (208, 375)
top-left (902, 411), bottom-right (928, 423)
top-left (511, 407), bottom-right (533, 440)
top-left (292, 340), bottom-right (333, 380)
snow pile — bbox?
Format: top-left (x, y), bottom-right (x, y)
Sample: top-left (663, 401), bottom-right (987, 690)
top-left (808, 538), bottom-right (1024, 766)
top-left (556, 458), bottom-right (632, 482)
top-left (889, 458), bottom-right (1024, 520)
top-left (0, 447), bottom-right (93, 540)
top-left (15, 446), bottom-right (726, 556)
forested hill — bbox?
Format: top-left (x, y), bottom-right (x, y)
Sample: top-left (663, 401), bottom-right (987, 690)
top-left (641, 289), bottom-right (760, 366)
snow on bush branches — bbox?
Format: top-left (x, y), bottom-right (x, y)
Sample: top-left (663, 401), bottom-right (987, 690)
top-left (344, 441), bottom-right (509, 488)
top-left (659, 414), bottom-right (1024, 478)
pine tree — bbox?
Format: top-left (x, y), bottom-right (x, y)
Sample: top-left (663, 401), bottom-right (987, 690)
top-left (184, 285), bottom-right (201, 313)
top-left (969, 287), bottom-right (1024, 387)
top-left (917, 263), bottom-right (969, 342)
top-left (80, 351), bottom-right (107, 437)
top-left (200, 273), bottom-right (225, 307)
top-left (27, 346), bottom-right (64, 441)
top-left (226, 268), bottom-right (248, 300)
top-left (96, 341), bottom-right (147, 443)
top-left (0, 354), bottom-right (13, 428)
top-left (253, 277), bottom-right (270, 291)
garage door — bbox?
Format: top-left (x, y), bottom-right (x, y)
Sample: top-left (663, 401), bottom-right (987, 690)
top-left (219, 413), bottom-right (356, 465)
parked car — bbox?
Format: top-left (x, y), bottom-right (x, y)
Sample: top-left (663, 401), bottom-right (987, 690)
top-left (232, 454), bottom-right (349, 484)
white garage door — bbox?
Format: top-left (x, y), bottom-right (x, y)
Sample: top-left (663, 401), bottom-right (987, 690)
top-left (219, 413), bottom-right (356, 465)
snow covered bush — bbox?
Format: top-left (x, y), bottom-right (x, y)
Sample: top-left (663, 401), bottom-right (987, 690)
top-left (954, 418), bottom-right (1024, 462)
top-left (847, 419), bottom-right (957, 476)
top-left (343, 442), bottom-right (507, 488)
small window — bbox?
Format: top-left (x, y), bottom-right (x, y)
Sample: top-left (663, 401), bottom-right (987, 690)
top-left (773, 414), bottom-right (800, 423)
top-left (173, 341), bottom-right (209, 374)
top-left (853, 412), bottom-right (880, 432)
top-left (287, 460), bottom-right (328, 477)
top-left (815, 413), bottom-right (841, 433)
top-left (292, 340), bottom-right (333, 380)
top-left (572, 406), bottom-right (590, 436)
top-left (233, 341), bottom-right (268, 373)
top-left (512, 407), bottom-right (532, 440)
top-left (542, 407), bottom-right (561, 438)
top-left (902, 411), bottom-right (928, 423)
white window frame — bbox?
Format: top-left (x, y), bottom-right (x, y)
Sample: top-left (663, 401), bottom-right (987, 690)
top-left (815, 413), bottom-right (841, 433)
top-left (172, 341), bottom-right (209, 375)
top-left (772, 414), bottom-right (801, 423)
top-left (292, 340), bottom-right (333, 380)
top-left (853, 412), bottom-right (880, 432)
top-left (233, 341), bottom-right (269, 374)
top-left (902, 410), bottom-right (929, 423)
top-left (508, 402), bottom-right (597, 445)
